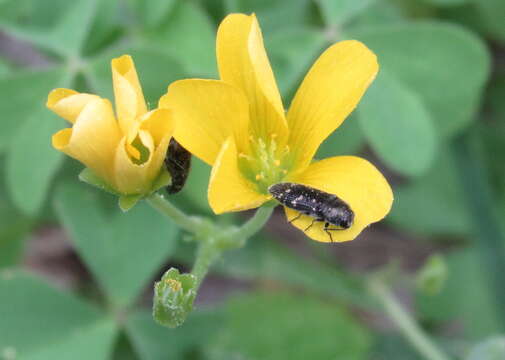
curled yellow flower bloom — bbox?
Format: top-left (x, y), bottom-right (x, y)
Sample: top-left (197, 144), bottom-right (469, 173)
top-left (47, 55), bottom-right (173, 199)
top-left (160, 14), bottom-right (393, 242)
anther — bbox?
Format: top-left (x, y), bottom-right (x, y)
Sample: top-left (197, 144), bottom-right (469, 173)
top-left (238, 152), bottom-right (253, 160)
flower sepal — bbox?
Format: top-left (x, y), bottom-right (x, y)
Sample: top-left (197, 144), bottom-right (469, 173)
top-left (79, 167), bottom-right (173, 212)
top-left (79, 168), bottom-right (120, 195)
top-left (153, 267), bottom-right (197, 328)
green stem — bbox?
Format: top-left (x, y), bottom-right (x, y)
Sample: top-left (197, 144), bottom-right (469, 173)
top-left (191, 205), bottom-right (275, 288)
top-left (191, 240), bottom-right (219, 288)
top-left (146, 193), bottom-right (202, 234)
top-left (231, 205), bottom-right (275, 240)
top-left (369, 278), bottom-right (451, 360)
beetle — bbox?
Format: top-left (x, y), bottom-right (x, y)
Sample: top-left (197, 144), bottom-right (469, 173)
top-left (268, 182), bottom-right (354, 242)
top-left (164, 138), bottom-right (192, 194)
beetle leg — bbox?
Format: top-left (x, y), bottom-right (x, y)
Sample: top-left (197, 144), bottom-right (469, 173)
top-left (304, 218), bottom-right (319, 231)
top-left (288, 213), bottom-right (302, 224)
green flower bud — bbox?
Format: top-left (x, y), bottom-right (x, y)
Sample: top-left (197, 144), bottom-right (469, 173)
top-left (153, 267), bottom-right (197, 328)
top-left (416, 254), bottom-right (447, 296)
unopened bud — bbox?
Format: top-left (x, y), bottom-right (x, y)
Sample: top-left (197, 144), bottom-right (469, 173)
top-left (153, 268), bottom-right (197, 328)
top-left (416, 254), bottom-right (447, 296)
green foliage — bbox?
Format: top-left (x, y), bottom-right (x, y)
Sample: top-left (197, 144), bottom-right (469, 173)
top-left (389, 148), bottom-right (471, 235)
top-left (349, 21), bottom-right (490, 176)
top-left (466, 336), bottom-right (505, 360)
top-left (6, 110), bottom-right (65, 215)
top-left (54, 183), bottom-right (178, 307)
top-left (207, 292), bottom-right (371, 360)
top-left (358, 69), bottom-right (436, 176)
top-left (417, 248), bottom-right (504, 339)
top-left (0, 0), bottom-right (503, 358)
top-left (0, 270), bottom-right (117, 359)
top-left (126, 310), bottom-right (221, 359)
top-left (317, 0), bottom-right (377, 26)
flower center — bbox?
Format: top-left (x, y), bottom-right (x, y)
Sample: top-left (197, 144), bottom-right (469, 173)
top-left (128, 135), bottom-right (151, 165)
top-left (238, 134), bottom-right (291, 194)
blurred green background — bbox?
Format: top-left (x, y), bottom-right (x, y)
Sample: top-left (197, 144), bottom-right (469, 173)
top-left (0, 0), bottom-right (504, 359)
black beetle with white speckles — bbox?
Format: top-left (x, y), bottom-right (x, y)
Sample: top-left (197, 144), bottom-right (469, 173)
top-left (268, 182), bottom-right (354, 242)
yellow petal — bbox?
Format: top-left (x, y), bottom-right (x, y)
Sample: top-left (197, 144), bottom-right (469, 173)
top-left (140, 109), bottom-right (174, 182)
top-left (287, 40), bottom-right (378, 169)
top-left (286, 156), bottom-right (393, 243)
top-left (209, 137), bottom-right (271, 214)
top-left (52, 98), bottom-right (122, 186)
top-left (159, 79), bottom-right (250, 165)
top-left (111, 54), bottom-right (147, 134)
top-left (114, 130), bottom-right (155, 194)
top-left (217, 13), bottom-right (288, 143)
top-left (139, 108), bottom-right (173, 146)
top-left (47, 88), bottom-right (100, 124)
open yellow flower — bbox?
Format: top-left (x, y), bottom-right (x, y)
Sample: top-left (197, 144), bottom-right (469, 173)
top-left (47, 55), bottom-right (173, 204)
top-left (160, 14), bottom-right (393, 242)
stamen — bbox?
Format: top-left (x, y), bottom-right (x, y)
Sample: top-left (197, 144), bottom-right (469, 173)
top-left (238, 152), bottom-right (253, 161)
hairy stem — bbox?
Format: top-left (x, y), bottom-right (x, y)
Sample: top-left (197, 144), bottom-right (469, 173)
top-left (369, 278), bottom-right (451, 360)
top-left (146, 193), bottom-right (203, 234)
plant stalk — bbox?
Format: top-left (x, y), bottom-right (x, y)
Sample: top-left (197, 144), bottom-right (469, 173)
top-left (146, 193), bottom-right (203, 234)
top-left (369, 278), bottom-right (451, 360)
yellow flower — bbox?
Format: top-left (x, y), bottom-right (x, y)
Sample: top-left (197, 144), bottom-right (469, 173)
top-left (47, 55), bottom-right (173, 199)
top-left (160, 14), bottom-right (393, 242)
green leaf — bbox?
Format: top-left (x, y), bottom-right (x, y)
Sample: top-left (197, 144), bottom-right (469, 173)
top-left (130, 0), bottom-right (177, 28)
top-left (346, 1), bottom-right (406, 29)
top-left (316, 0), bottom-right (376, 26)
top-left (83, 0), bottom-right (124, 56)
top-left (6, 108), bottom-right (65, 215)
top-left (141, 1), bottom-right (216, 77)
top-left (206, 292), bottom-right (371, 360)
top-left (389, 148), bottom-right (471, 235)
top-left (54, 183), bottom-right (178, 307)
top-left (266, 27), bottom-right (326, 100)
top-left (89, 48), bottom-right (186, 107)
top-left (358, 70), bottom-right (437, 176)
top-left (0, 60), bottom-right (9, 77)
top-left (0, 67), bottom-right (63, 153)
top-left (417, 249), bottom-right (504, 339)
top-left (316, 113), bottom-right (365, 158)
top-left (349, 21), bottom-right (490, 138)
top-left (470, 0), bottom-right (505, 42)
top-left (0, 158), bottom-right (32, 268)
top-left (0, 197), bottom-right (32, 268)
top-left (0, 270), bottom-right (117, 359)
top-left (225, 0), bottom-right (311, 33)
top-left (126, 310), bottom-right (222, 360)
top-left (422, 0), bottom-right (469, 5)
top-left (0, 0), bottom-right (99, 57)
top-left (466, 336), bottom-right (505, 360)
